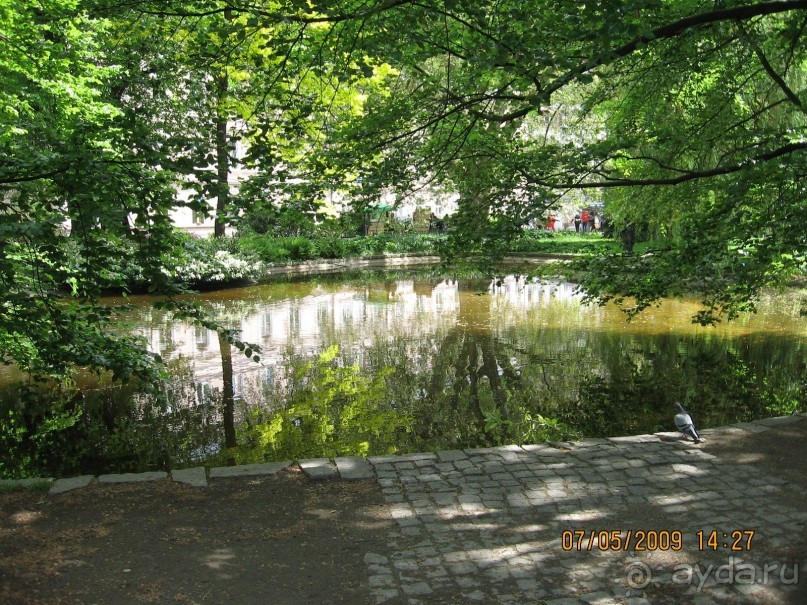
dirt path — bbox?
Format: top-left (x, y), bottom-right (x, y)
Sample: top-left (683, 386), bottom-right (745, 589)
top-left (0, 467), bottom-right (394, 605)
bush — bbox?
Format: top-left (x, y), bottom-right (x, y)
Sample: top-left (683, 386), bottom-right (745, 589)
top-left (173, 249), bottom-right (259, 285)
top-left (509, 231), bottom-right (620, 255)
top-left (111, 233), bottom-right (261, 290)
top-left (280, 236), bottom-right (316, 260)
top-left (313, 236), bottom-right (351, 259)
top-left (238, 235), bottom-right (291, 263)
top-left (237, 234), bottom-right (444, 263)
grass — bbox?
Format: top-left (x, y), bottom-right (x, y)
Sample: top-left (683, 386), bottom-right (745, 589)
top-left (237, 231), bottom-right (620, 264)
top-left (0, 478), bottom-right (53, 494)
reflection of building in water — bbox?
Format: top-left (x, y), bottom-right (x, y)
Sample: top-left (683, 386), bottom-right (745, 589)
top-left (138, 279), bottom-right (461, 399)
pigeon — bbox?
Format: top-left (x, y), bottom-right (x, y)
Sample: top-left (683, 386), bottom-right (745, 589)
top-left (674, 402), bottom-right (701, 443)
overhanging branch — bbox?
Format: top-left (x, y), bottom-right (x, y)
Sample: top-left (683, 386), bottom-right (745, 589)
top-left (535, 141), bottom-right (807, 189)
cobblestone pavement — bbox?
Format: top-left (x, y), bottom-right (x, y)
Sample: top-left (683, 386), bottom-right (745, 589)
top-left (5, 415), bottom-right (804, 604)
top-left (363, 416), bottom-right (807, 605)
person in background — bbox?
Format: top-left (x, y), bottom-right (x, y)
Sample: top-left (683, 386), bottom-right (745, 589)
top-left (580, 209), bottom-right (590, 232)
top-left (546, 213), bottom-right (557, 232)
top-left (573, 213), bottom-right (581, 232)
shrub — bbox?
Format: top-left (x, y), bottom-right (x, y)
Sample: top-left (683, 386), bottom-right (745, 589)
top-left (313, 236), bottom-right (351, 259)
top-left (173, 249), bottom-right (259, 285)
top-left (238, 235), bottom-right (291, 263)
top-left (279, 236), bottom-right (316, 260)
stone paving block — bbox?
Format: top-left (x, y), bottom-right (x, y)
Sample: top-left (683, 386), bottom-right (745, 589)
top-left (753, 414), bottom-right (804, 427)
top-left (335, 456), bottom-right (375, 480)
top-left (391, 452), bottom-right (437, 463)
top-left (521, 443), bottom-right (561, 455)
top-left (98, 471), bottom-right (167, 484)
top-left (50, 475), bottom-right (94, 494)
top-left (171, 467), bottom-right (207, 487)
top-left (401, 581), bottom-right (433, 595)
top-left (298, 457), bottom-right (337, 480)
top-left (654, 431), bottom-right (683, 440)
top-left (575, 438), bottom-right (612, 447)
top-left (490, 444), bottom-right (526, 453)
top-left (436, 449), bottom-right (468, 462)
top-left (581, 591), bottom-right (619, 604)
top-left (680, 449), bottom-right (717, 460)
top-left (209, 461), bottom-right (290, 478)
top-left (463, 447), bottom-right (497, 456)
top-left (730, 421), bottom-right (770, 432)
top-left (607, 434), bottom-right (657, 444)
top-left (549, 441), bottom-right (578, 450)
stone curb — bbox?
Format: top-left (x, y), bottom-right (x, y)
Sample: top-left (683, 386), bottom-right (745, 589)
top-left (171, 467), bottom-right (207, 487)
top-left (9, 414), bottom-right (803, 495)
top-left (335, 456), bottom-right (375, 480)
top-left (298, 458), bottom-right (338, 480)
top-left (98, 471), bottom-right (167, 484)
top-left (50, 475), bottom-right (94, 495)
top-left (209, 461), bottom-right (291, 478)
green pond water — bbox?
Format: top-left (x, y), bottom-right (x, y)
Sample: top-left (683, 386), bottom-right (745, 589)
top-left (2, 270), bottom-right (805, 479)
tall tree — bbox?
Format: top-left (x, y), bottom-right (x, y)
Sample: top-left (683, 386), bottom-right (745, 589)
top-left (0, 0), bottom-right (184, 381)
top-left (312, 0), bottom-right (806, 321)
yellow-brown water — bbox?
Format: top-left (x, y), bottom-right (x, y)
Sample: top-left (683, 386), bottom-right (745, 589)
top-left (2, 272), bottom-right (804, 478)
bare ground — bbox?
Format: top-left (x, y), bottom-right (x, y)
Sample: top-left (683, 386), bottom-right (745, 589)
top-left (0, 466), bottom-right (394, 605)
top-left (2, 419), bottom-right (806, 605)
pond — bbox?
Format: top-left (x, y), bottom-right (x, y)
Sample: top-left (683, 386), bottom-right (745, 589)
top-left (1, 269), bottom-right (805, 479)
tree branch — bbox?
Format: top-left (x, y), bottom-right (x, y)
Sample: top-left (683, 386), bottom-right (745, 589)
top-left (0, 165), bottom-right (72, 185)
top-left (475, 1), bottom-right (807, 123)
top-left (738, 23), bottom-right (805, 112)
top-left (535, 141), bottom-right (807, 189)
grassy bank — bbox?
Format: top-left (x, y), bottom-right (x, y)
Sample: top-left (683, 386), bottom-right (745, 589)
top-left (118, 231), bottom-right (616, 291)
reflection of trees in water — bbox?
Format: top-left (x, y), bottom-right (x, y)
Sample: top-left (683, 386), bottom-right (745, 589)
top-left (218, 332), bottom-right (237, 452)
top-left (555, 332), bottom-right (807, 436)
top-left (364, 282), bottom-right (577, 449)
top-left (0, 357), bottom-right (223, 479)
top-left (368, 326), bottom-right (806, 448)
top-left (208, 320), bottom-right (807, 457)
top-left (5, 277), bottom-right (804, 475)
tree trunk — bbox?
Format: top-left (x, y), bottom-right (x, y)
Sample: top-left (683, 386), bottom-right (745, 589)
top-left (218, 331), bottom-right (237, 451)
top-left (214, 73), bottom-right (229, 238)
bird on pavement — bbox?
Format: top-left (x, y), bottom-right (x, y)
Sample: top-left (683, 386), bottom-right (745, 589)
top-left (674, 402), bottom-right (701, 444)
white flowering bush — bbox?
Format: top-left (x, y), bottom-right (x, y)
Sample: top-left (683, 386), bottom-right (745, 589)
top-left (173, 249), bottom-right (261, 285)
top-left (115, 235), bottom-right (263, 290)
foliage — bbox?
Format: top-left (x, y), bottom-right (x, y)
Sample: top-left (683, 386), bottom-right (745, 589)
top-left (237, 233), bottom-right (445, 263)
top-left (223, 345), bottom-right (412, 462)
top-left (0, 1), bottom-right (258, 382)
top-left (0, 358), bottom-right (222, 479)
top-left (483, 408), bottom-right (577, 446)
top-left (3, 0), bottom-right (805, 392)
top-left (311, 0), bottom-right (807, 323)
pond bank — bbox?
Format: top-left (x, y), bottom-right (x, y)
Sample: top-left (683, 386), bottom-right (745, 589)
top-left (1, 412), bottom-right (800, 494)
top-left (258, 252), bottom-right (575, 279)
top-left (2, 414), bottom-right (805, 605)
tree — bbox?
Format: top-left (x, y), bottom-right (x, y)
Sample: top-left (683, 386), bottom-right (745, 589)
top-left (0, 1), bottom-right (265, 382)
top-left (311, 0), bottom-right (806, 322)
top-left (0, 0), bottom-right (183, 381)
